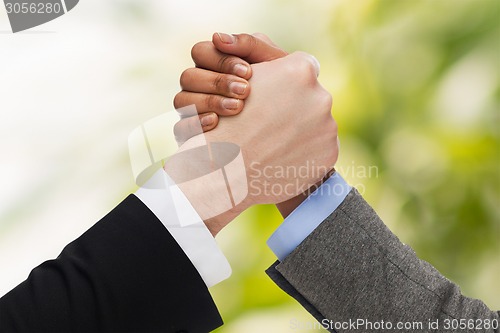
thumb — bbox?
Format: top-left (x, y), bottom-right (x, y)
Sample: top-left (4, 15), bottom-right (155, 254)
top-left (212, 32), bottom-right (288, 64)
top-left (252, 32), bottom-right (281, 48)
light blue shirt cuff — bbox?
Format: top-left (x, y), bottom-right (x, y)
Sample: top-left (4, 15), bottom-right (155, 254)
top-left (267, 173), bottom-right (351, 261)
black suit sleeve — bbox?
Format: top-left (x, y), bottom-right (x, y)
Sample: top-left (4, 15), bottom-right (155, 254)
top-left (0, 195), bottom-right (222, 333)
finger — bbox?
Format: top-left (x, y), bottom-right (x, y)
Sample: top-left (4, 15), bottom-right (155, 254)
top-left (212, 32), bottom-right (288, 63)
top-left (191, 41), bottom-right (252, 79)
top-left (173, 112), bottom-right (219, 145)
top-left (174, 91), bottom-right (244, 116)
top-left (180, 68), bottom-right (250, 99)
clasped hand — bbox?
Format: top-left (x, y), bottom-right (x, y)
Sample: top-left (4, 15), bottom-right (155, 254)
top-left (165, 33), bottom-right (339, 236)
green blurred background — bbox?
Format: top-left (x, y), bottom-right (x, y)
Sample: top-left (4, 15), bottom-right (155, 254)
top-left (211, 0), bottom-right (500, 331)
top-left (0, 0), bottom-right (498, 332)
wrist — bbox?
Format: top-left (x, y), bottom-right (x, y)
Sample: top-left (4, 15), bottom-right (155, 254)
top-left (276, 194), bottom-right (309, 218)
top-left (276, 168), bottom-right (336, 218)
top-left (202, 197), bottom-right (251, 236)
top-left (164, 140), bottom-right (250, 236)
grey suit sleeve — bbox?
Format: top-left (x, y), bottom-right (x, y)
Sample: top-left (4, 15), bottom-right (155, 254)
top-left (266, 188), bottom-right (499, 333)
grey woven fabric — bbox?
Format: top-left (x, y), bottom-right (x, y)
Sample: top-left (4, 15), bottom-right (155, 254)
top-left (267, 188), bottom-right (499, 333)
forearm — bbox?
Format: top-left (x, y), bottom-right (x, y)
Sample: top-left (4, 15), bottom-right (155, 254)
top-left (269, 189), bottom-right (499, 332)
top-left (0, 196), bottom-right (222, 332)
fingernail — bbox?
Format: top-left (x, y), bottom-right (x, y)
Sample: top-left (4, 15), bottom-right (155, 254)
top-left (230, 82), bottom-right (247, 95)
top-left (234, 64), bottom-right (249, 77)
top-left (201, 113), bottom-right (216, 126)
top-left (222, 98), bottom-right (240, 110)
top-left (217, 32), bottom-right (235, 44)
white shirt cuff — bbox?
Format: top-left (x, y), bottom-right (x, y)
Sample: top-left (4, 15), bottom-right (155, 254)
top-left (134, 169), bottom-right (231, 288)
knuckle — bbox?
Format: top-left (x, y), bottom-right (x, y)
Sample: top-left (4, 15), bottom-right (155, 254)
top-left (310, 87), bottom-right (332, 114)
top-left (248, 34), bottom-right (258, 50)
top-left (212, 73), bottom-right (226, 92)
top-left (217, 55), bottom-right (236, 73)
top-left (301, 61), bottom-right (318, 80)
top-left (320, 90), bottom-right (333, 111)
top-left (290, 52), bottom-right (319, 82)
top-left (235, 33), bottom-right (254, 47)
top-left (205, 94), bottom-right (219, 111)
top-left (174, 117), bottom-right (203, 143)
top-left (329, 119), bottom-right (338, 136)
top-left (247, 33), bottom-right (258, 48)
top-left (318, 112), bottom-right (337, 141)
